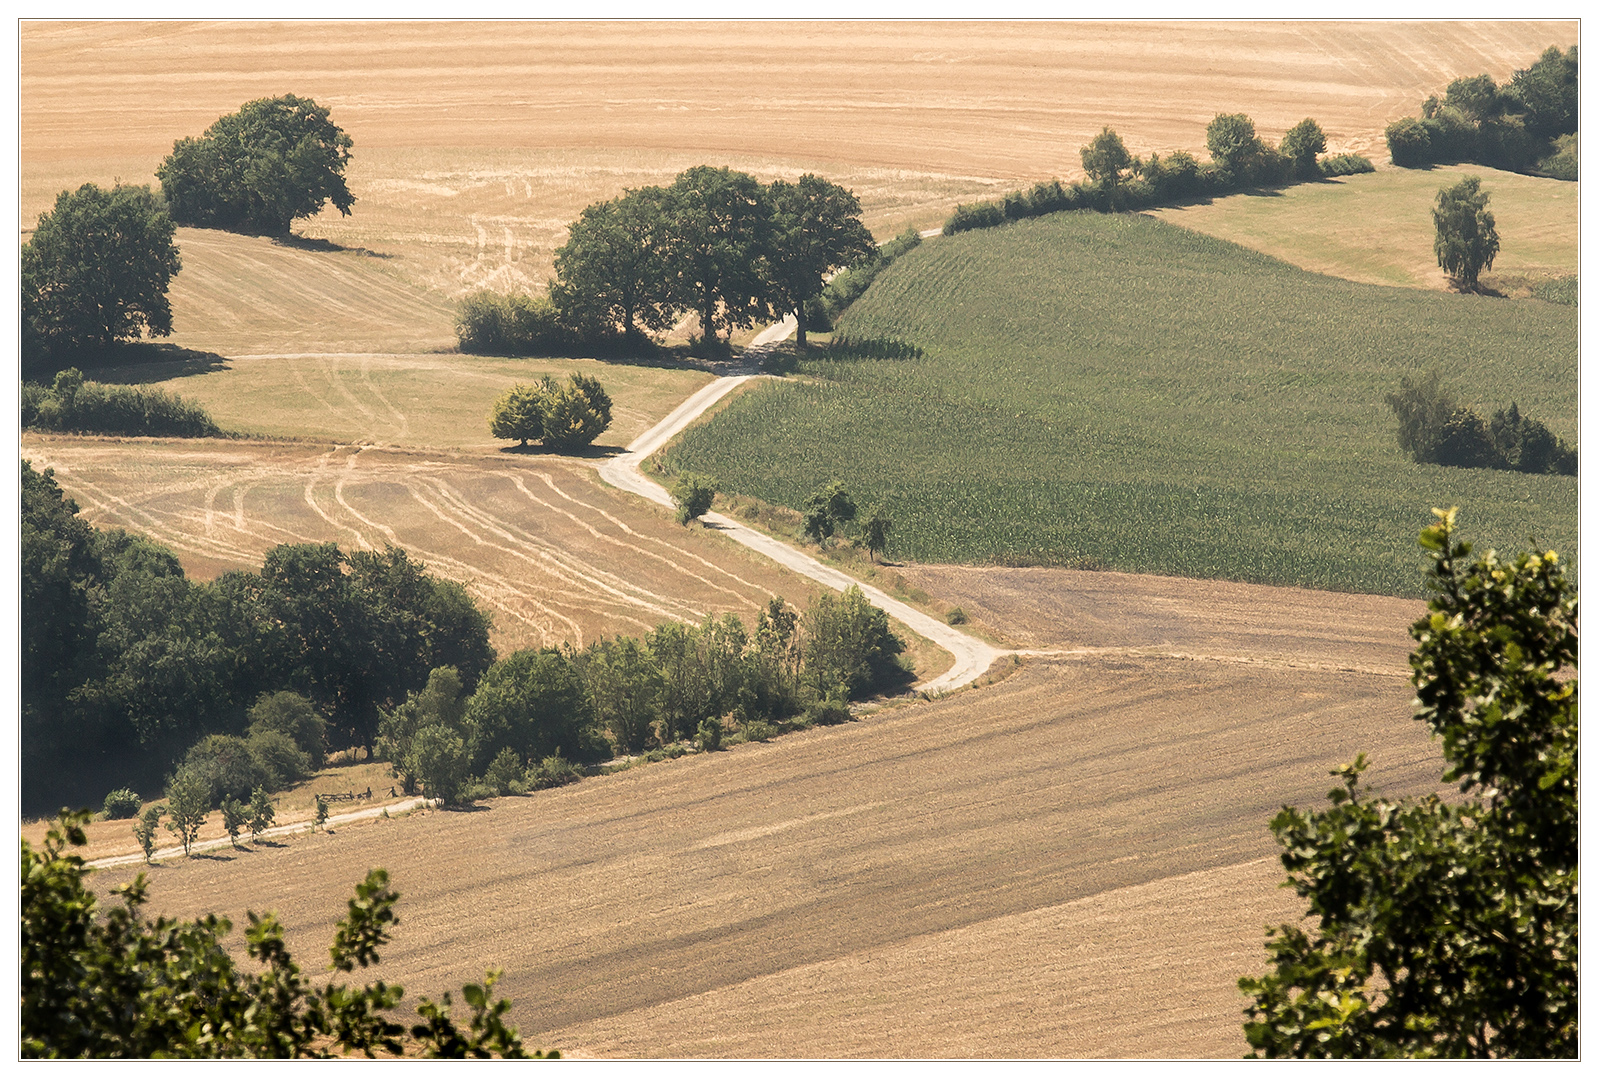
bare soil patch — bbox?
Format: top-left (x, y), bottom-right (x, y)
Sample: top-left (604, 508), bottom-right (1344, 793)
top-left (87, 575), bottom-right (1445, 1057)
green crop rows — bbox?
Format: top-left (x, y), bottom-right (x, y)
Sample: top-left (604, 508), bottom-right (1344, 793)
top-left (665, 212), bottom-right (1576, 597)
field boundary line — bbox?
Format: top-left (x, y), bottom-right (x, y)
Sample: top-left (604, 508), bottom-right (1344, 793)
top-left (85, 797), bottom-right (437, 869)
top-left (1019, 646), bottom-right (1409, 679)
top-left (596, 325), bottom-right (1004, 695)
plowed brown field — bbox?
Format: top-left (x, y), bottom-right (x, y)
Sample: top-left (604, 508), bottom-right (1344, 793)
top-left (88, 569), bottom-right (1443, 1058)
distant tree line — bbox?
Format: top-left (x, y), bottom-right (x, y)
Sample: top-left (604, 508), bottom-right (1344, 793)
top-left (22, 367), bottom-right (224, 438)
top-left (1384, 46), bottom-right (1577, 178)
top-left (1385, 371), bottom-right (1575, 475)
top-left (24, 458), bottom-right (909, 817)
top-left (944, 114), bottom-right (1373, 235)
top-left (456, 165), bottom-right (878, 358)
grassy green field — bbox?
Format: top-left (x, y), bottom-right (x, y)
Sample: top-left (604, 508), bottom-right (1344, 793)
top-left (665, 212), bottom-right (1576, 597)
top-left (1147, 163), bottom-right (1577, 293)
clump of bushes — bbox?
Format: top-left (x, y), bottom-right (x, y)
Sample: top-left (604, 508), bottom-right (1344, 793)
top-left (22, 367), bottom-right (223, 438)
top-left (1385, 370), bottom-right (1575, 475)
top-left (1383, 46), bottom-right (1576, 177)
top-left (487, 372), bottom-right (613, 451)
top-left (1318, 153), bottom-right (1376, 177)
top-left (101, 788), bottom-right (142, 819)
top-left (455, 291), bottom-right (583, 357)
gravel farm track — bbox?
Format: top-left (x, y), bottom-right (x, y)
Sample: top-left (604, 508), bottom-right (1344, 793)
top-left (20, 20), bottom-right (1568, 1057)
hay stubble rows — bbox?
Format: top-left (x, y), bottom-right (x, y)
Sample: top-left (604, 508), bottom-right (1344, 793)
top-left (90, 572), bottom-right (1442, 1057)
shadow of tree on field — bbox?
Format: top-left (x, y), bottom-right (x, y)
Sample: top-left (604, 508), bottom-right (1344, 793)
top-left (22, 342), bottom-right (232, 386)
top-left (271, 233), bottom-right (392, 259)
top-left (498, 442), bottom-right (627, 459)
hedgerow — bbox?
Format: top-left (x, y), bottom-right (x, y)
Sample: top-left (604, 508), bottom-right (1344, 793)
top-left (22, 368), bottom-right (224, 438)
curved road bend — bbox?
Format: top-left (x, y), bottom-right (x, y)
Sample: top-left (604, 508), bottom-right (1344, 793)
top-left (597, 317), bottom-right (1004, 694)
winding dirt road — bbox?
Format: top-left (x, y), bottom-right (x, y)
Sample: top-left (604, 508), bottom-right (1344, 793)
top-left (597, 318), bottom-right (1005, 694)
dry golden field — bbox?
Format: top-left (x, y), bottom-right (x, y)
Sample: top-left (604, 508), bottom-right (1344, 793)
top-left (87, 569), bottom-right (1442, 1058)
top-left (20, 432), bottom-right (823, 653)
top-left (21, 20), bottom-right (1575, 353)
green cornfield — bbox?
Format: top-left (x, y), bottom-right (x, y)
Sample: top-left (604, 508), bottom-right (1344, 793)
top-left (666, 212), bottom-right (1577, 597)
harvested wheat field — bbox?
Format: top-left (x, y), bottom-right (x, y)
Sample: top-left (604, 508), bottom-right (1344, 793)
top-left (21, 20), bottom-right (1573, 344)
top-left (19, 433), bottom-right (816, 654)
top-left (88, 572), bottom-right (1444, 1058)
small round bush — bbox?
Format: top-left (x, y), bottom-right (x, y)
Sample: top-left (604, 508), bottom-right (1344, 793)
top-left (102, 788), bottom-right (142, 819)
top-left (804, 700), bottom-right (852, 726)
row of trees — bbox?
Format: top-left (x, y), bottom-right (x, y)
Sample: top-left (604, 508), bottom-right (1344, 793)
top-left (1385, 370), bottom-right (1576, 475)
top-left (1384, 46), bottom-right (1578, 177)
top-left (459, 166), bottom-right (878, 356)
top-left (22, 460), bottom-right (494, 815)
top-left (24, 455), bottom-right (911, 815)
top-left (378, 591), bottom-right (907, 804)
top-left (945, 113), bottom-right (1372, 234)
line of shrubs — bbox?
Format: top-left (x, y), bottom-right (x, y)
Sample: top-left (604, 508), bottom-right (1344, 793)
top-left (375, 589), bottom-right (907, 806)
top-left (1386, 371), bottom-right (1576, 475)
top-left (1383, 46), bottom-right (1577, 179)
top-left (802, 227), bottom-right (923, 333)
top-left (22, 367), bottom-right (224, 438)
top-left (944, 115), bottom-right (1373, 235)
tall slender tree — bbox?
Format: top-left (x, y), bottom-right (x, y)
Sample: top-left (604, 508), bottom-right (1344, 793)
top-left (1433, 175), bottom-right (1500, 290)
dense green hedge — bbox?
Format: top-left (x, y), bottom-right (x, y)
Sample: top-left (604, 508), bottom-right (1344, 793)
top-left (943, 144), bottom-right (1372, 236)
top-left (22, 368), bottom-right (223, 438)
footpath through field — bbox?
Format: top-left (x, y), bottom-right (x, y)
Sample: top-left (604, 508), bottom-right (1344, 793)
top-left (597, 316), bottom-right (1005, 694)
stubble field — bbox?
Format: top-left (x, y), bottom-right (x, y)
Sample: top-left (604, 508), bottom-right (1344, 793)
top-left (22, 20), bottom-right (1575, 356)
top-left (88, 569), bottom-right (1442, 1057)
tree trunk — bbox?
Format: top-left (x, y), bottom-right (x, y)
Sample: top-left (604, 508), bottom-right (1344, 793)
top-left (701, 290), bottom-right (718, 356)
top-left (795, 303), bottom-right (808, 350)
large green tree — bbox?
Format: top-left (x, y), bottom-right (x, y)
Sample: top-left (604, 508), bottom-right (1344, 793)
top-left (661, 165), bottom-right (773, 356)
top-left (1433, 175), bottom-right (1500, 290)
top-left (1206, 113), bottom-right (1267, 179)
top-left (158, 94), bottom-right (355, 235)
top-left (462, 649), bottom-right (599, 769)
top-left (21, 183), bottom-right (181, 360)
top-left (1507, 45), bottom-right (1578, 142)
top-left (549, 187), bottom-right (676, 342)
top-left (763, 174), bottom-right (876, 349)
top-left (1239, 509), bottom-right (1576, 1057)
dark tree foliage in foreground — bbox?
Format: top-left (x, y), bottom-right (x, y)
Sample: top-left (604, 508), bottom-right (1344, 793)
top-left (21, 811), bottom-right (552, 1058)
top-left (1240, 509), bottom-right (1576, 1057)
top-left (158, 94), bottom-right (355, 235)
top-left (21, 183), bottom-right (181, 361)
